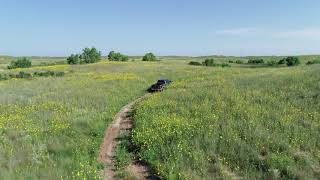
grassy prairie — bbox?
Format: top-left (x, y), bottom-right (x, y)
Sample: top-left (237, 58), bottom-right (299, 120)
top-left (0, 55), bottom-right (319, 179)
top-left (133, 63), bottom-right (320, 179)
top-left (0, 57), bottom-right (198, 179)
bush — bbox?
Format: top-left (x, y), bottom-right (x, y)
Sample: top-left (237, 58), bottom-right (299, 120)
top-left (267, 60), bottom-right (277, 66)
top-left (81, 47), bottom-right (102, 64)
top-left (189, 61), bottom-right (202, 66)
top-left (8, 57), bottom-right (32, 69)
top-left (278, 57), bottom-right (300, 66)
top-left (202, 59), bottom-right (230, 68)
top-left (33, 71), bottom-right (65, 77)
top-left (248, 59), bottom-right (264, 64)
top-left (142, 53), bottom-right (157, 61)
top-left (236, 60), bottom-right (244, 64)
top-left (202, 59), bottom-right (215, 66)
top-left (285, 57), bottom-right (300, 66)
top-left (67, 47), bottom-right (101, 65)
top-left (15, 71), bottom-right (32, 79)
top-left (306, 60), bottom-right (320, 65)
top-left (0, 74), bottom-right (9, 80)
top-left (67, 54), bottom-right (80, 64)
top-left (108, 51), bottom-right (129, 61)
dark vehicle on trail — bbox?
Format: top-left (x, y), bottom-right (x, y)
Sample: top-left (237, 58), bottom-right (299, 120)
top-left (148, 79), bottom-right (172, 92)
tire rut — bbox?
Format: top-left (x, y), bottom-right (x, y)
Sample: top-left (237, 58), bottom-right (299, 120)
top-left (98, 94), bottom-right (156, 180)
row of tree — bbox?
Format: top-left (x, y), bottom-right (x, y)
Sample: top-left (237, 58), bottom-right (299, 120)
top-left (67, 47), bottom-right (158, 64)
top-left (67, 47), bottom-right (102, 64)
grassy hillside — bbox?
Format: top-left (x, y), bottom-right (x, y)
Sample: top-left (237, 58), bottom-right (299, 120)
top-left (0, 56), bottom-right (319, 179)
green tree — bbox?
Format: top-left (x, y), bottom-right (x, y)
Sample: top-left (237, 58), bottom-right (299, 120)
top-left (278, 57), bottom-right (300, 66)
top-left (67, 54), bottom-right (80, 64)
top-left (285, 56), bottom-right (300, 66)
top-left (108, 51), bottom-right (129, 61)
top-left (142, 53), bottom-right (157, 61)
top-left (8, 57), bottom-right (32, 69)
top-left (202, 58), bottom-right (215, 66)
top-left (81, 47), bottom-right (101, 64)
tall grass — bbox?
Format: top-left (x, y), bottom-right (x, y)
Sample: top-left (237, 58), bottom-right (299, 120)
top-left (133, 65), bottom-right (320, 179)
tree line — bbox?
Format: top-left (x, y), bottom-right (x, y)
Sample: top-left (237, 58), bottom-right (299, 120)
top-left (67, 47), bottom-right (158, 65)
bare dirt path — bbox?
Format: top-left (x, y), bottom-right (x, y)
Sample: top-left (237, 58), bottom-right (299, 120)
top-left (98, 93), bottom-right (156, 180)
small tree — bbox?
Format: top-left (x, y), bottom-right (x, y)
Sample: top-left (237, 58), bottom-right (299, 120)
top-left (278, 57), bottom-right (300, 66)
top-left (142, 53), bottom-right (157, 61)
top-left (248, 59), bottom-right (264, 64)
top-left (285, 56), bottom-right (300, 66)
top-left (108, 51), bottom-right (129, 61)
top-left (8, 57), bottom-right (32, 69)
top-left (67, 54), bottom-right (80, 64)
top-left (81, 47), bottom-right (101, 64)
top-left (202, 59), bottom-right (215, 66)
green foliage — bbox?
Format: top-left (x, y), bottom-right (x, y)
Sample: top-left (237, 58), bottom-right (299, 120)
top-left (15, 71), bottom-right (32, 78)
top-left (81, 47), bottom-right (102, 64)
top-left (0, 71), bottom-right (65, 81)
top-left (236, 60), bottom-right (244, 64)
top-left (202, 58), bottom-right (215, 66)
top-left (306, 60), bottom-right (320, 65)
top-left (229, 60), bottom-right (243, 64)
top-left (267, 60), bottom-right (277, 66)
top-left (200, 59), bottom-right (230, 67)
top-left (108, 51), bottom-right (129, 61)
top-left (67, 54), bottom-right (80, 64)
top-left (8, 57), bottom-right (32, 69)
top-left (278, 57), bottom-right (300, 66)
top-left (33, 71), bottom-right (65, 77)
top-left (142, 53), bottom-right (157, 61)
top-left (188, 61), bottom-right (202, 66)
top-left (67, 47), bottom-right (101, 65)
top-left (248, 58), bottom-right (264, 64)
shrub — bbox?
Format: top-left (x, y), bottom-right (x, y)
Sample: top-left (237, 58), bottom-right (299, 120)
top-left (220, 63), bottom-right (230, 67)
top-left (306, 60), bottom-right (320, 65)
top-left (267, 60), bottom-right (277, 66)
top-left (248, 59), bottom-right (264, 64)
top-left (202, 58), bottom-right (215, 66)
top-left (67, 54), bottom-right (80, 64)
top-left (108, 51), bottom-right (129, 61)
top-left (189, 61), bottom-right (202, 66)
top-left (236, 60), bottom-right (244, 64)
top-left (285, 57), bottom-right (300, 66)
top-left (33, 71), bottom-right (65, 77)
top-left (81, 47), bottom-right (102, 64)
top-left (202, 59), bottom-right (230, 68)
top-left (8, 57), bottom-right (32, 69)
top-left (278, 57), bottom-right (300, 66)
top-left (15, 71), bottom-right (32, 79)
top-left (0, 74), bottom-right (8, 80)
top-left (142, 53), bottom-right (157, 61)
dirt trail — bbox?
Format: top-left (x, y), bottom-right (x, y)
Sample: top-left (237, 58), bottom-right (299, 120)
top-left (98, 94), bottom-right (155, 180)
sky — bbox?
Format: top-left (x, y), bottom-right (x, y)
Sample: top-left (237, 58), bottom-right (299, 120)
top-left (1, 0), bottom-right (320, 56)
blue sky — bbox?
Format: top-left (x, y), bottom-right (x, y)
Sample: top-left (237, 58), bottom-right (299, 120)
top-left (1, 0), bottom-right (320, 56)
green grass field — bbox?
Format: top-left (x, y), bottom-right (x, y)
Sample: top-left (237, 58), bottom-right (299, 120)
top-left (0, 56), bottom-right (319, 179)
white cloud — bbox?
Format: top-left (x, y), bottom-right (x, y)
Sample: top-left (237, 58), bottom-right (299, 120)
top-left (216, 28), bottom-right (260, 35)
top-left (273, 28), bottom-right (320, 39)
top-left (216, 27), bottom-right (320, 39)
